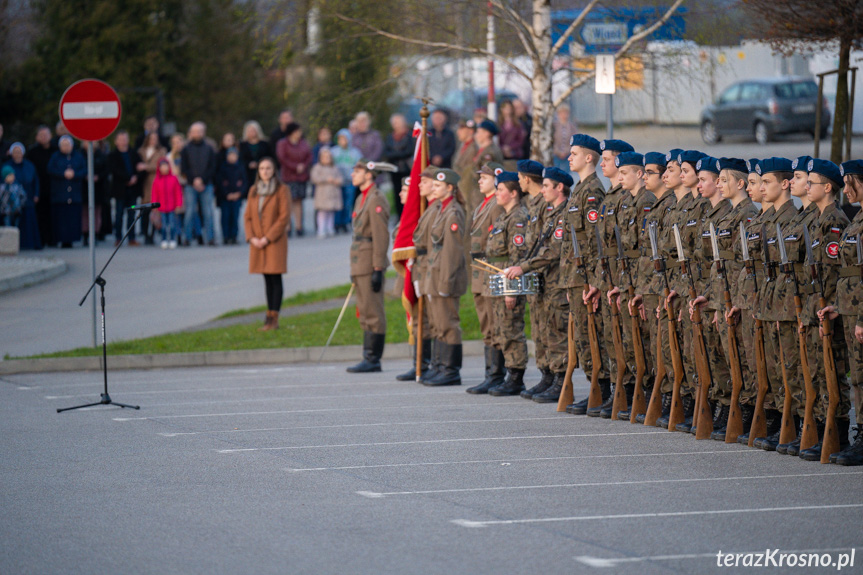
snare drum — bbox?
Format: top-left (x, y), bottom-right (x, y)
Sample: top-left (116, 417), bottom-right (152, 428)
top-left (488, 272), bottom-right (540, 296)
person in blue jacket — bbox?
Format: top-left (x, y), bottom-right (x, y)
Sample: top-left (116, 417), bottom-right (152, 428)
top-left (4, 142), bottom-right (41, 249)
top-left (47, 135), bottom-right (86, 247)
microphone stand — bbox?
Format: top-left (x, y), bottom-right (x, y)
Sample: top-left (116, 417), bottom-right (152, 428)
top-left (57, 211), bottom-right (145, 413)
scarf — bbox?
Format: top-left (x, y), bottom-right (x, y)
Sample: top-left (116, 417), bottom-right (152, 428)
top-left (256, 179), bottom-right (277, 214)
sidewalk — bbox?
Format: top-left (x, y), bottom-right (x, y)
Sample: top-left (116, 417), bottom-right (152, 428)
top-left (0, 255), bottom-right (67, 294)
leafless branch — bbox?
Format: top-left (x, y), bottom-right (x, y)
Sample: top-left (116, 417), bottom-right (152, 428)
top-left (550, 0), bottom-right (601, 59)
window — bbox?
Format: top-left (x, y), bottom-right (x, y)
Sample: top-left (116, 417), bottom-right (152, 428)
top-left (775, 81), bottom-right (818, 99)
top-left (718, 85), bottom-right (741, 105)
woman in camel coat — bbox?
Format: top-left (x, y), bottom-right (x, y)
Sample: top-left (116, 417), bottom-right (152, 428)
top-left (245, 157), bottom-right (291, 331)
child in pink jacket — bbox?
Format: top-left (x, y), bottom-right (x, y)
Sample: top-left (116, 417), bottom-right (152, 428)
top-left (150, 158), bottom-right (183, 248)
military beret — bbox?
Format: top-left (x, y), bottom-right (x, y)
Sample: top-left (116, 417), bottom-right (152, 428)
top-left (807, 158), bottom-right (843, 189)
top-left (757, 157), bottom-right (793, 175)
top-left (746, 158), bottom-right (761, 174)
top-left (694, 156), bottom-right (719, 174)
top-left (355, 159), bottom-right (397, 173)
top-left (478, 119), bottom-right (498, 136)
top-left (542, 166), bottom-right (574, 188)
top-left (478, 162), bottom-right (505, 177)
top-left (666, 148), bottom-right (685, 164)
top-left (678, 150), bottom-right (705, 167)
top-left (614, 152), bottom-right (644, 168)
top-left (458, 119), bottom-right (477, 129)
top-left (569, 134), bottom-right (602, 155)
top-left (791, 156), bottom-right (813, 172)
top-left (495, 171), bottom-right (519, 186)
top-left (516, 159), bottom-right (544, 177)
top-left (716, 157), bottom-right (748, 173)
top-left (601, 139), bottom-right (635, 154)
top-left (401, 176), bottom-right (411, 188)
top-left (643, 152), bottom-right (667, 167)
top-left (840, 160), bottom-right (863, 177)
top-left (420, 166), bottom-right (438, 178)
top-left (435, 168), bottom-right (461, 185)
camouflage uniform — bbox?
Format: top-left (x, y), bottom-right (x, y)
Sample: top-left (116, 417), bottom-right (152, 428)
top-left (525, 193), bottom-right (550, 370)
top-left (470, 194), bottom-right (505, 347)
top-left (559, 172), bottom-right (607, 381)
top-left (487, 204), bottom-right (531, 369)
top-left (835, 207), bottom-right (863, 426)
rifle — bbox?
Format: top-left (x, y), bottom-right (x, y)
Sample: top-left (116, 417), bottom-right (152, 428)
top-left (571, 225), bottom-right (603, 411)
top-left (803, 225), bottom-right (840, 463)
top-left (746, 222), bottom-right (770, 446)
top-left (598, 225), bottom-right (628, 420)
top-left (673, 224), bottom-right (714, 439)
top-left (558, 313), bottom-right (577, 412)
top-left (777, 223), bottom-right (816, 448)
top-left (710, 222), bottom-right (746, 443)
top-left (649, 222), bottom-right (685, 430)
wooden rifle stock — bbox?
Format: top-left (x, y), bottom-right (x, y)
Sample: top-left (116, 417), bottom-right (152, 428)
top-left (665, 291), bottom-right (686, 431)
top-left (720, 260), bottom-right (746, 444)
top-left (585, 296), bottom-right (603, 410)
top-left (629, 307), bottom-right (648, 423)
top-left (818, 294), bottom-right (841, 463)
top-left (602, 256), bottom-right (629, 420)
top-left (557, 313), bottom-right (576, 412)
top-left (642, 307), bottom-right (665, 427)
top-left (749, 318), bottom-right (769, 446)
top-left (795, 292), bottom-right (818, 449)
top-left (689, 280), bottom-right (714, 440)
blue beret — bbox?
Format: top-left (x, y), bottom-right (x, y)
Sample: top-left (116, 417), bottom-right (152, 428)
top-left (478, 119), bottom-right (498, 136)
top-left (807, 158), bottom-right (843, 188)
top-left (694, 156), bottom-right (719, 174)
top-left (678, 150), bottom-right (705, 167)
top-left (666, 148), bottom-right (685, 164)
top-left (791, 156), bottom-right (812, 172)
top-left (840, 160), bottom-right (863, 177)
top-left (757, 157), bottom-right (793, 175)
top-left (601, 139), bottom-right (634, 154)
top-left (643, 152), bottom-right (667, 167)
top-left (495, 171), bottom-right (519, 186)
top-left (746, 158), bottom-right (761, 174)
top-left (717, 157), bottom-right (748, 173)
top-left (614, 152), bottom-right (644, 168)
top-left (542, 166), bottom-right (574, 188)
top-left (569, 134), bottom-right (602, 155)
top-left (516, 159), bottom-right (544, 177)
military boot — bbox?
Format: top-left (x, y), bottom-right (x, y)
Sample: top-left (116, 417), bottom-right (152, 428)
top-left (422, 342), bottom-right (462, 387)
top-left (829, 419), bottom-right (852, 463)
top-left (488, 368), bottom-right (526, 396)
top-left (420, 340), bottom-right (443, 383)
top-left (346, 332), bottom-right (384, 373)
top-left (834, 428), bottom-right (863, 466)
top-left (710, 403), bottom-right (730, 441)
top-left (655, 393), bottom-right (674, 428)
top-left (752, 409), bottom-right (782, 449)
top-left (776, 415), bottom-right (802, 455)
top-left (674, 395), bottom-right (696, 433)
top-left (587, 379), bottom-right (612, 417)
top-left (735, 404), bottom-right (756, 444)
top-left (396, 339), bottom-right (432, 381)
top-left (799, 420), bottom-right (826, 461)
top-left (466, 345), bottom-right (495, 394)
top-left (521, 369), bottom-right (553, 399)
top-left (533, 372), bottom-right (565, 403)
top-left (566, 397), bottom-right (589, 415)
top-left (617, 384), bottom-right (635, 420)
top-left (599, 381), bottom-right (616, 418)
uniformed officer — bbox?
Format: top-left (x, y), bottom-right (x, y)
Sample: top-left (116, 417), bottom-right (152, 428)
top-left (347, 160), bottom-right (394, 373)
top-left (466, 162), bottom-right (507, 394)
top-left (422, 168), bottom-right (468, 386)
top-left (468, 120), bottom-right (504, 212)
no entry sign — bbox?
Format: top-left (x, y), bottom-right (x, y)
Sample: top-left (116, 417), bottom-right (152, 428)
top-left (59, 79), bottom-right (122, 142)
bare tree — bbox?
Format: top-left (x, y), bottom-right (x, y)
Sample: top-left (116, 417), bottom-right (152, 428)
top-left (742, 0), bottom-right (863, 163)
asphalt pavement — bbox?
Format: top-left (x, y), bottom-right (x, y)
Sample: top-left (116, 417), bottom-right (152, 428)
top-left (1, 362), bottom-right (860, 574)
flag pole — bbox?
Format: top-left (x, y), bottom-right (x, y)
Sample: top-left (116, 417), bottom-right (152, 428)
top-left (416, 100), bottom-right (430, 381)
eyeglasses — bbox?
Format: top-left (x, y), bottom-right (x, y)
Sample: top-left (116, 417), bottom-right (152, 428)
top-left (806, 180), bottom-right (826, 187)
top-left (644, 170), bottom-right (660, 176)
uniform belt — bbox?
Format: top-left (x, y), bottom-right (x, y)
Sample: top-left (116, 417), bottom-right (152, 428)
top-left (623, 249), bottom-right (640, 258)
top-left (839, 267), bottom-right (862, 278)
top-left (470, 251), bottom-right (485, 259)
top-left (353, 236), bottom-right (372, 242)
top-left (606, 247), bottom-right (619, 257)
top-left (486, 256), bottom-right (508, 263)
top-left (799, 284), bottom-right (816, 294)
top-left (665, 260), bottom-right (682, 270)
top-left (792, 263), bottom-right (806, 272)
top-left (574, 230), bottom-right (588, 241)
top-left (718, 250), bottom-right (738, 262)
top-left (416, 248), bottom-right (427, 256)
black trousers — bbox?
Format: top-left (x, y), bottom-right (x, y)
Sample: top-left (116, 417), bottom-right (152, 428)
top-left (264, 274), bottom-right (283, 311)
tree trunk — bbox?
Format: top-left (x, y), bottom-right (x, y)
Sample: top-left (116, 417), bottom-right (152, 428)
top-left (530, 0), bottom-right (553, 165)
top-left (829, 37), bottom-right (850, 164)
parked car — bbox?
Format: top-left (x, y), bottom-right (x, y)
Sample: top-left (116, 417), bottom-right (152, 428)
top-left (435, 88), bottom-right (520, 123)
top-left (700, 77), bottom-right (831, 145)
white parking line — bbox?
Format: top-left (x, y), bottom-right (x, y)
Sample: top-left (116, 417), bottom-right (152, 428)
top-left (157, 416), bottom-right (567, 436)
top-left (355, 471), bottom-right (863, 498)
top-left (451, 504), bottom-right (863, 528)
top-left (216, 431), bottom-right (672, 453)
top-left (574, 547), bottom-right (858, 568)
top-left (288, 449), bottom-right (759, 472)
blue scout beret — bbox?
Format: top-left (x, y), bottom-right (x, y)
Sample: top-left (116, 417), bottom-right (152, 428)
top-left (542, 166), bottom-right (574, 188)
top-left (694, 156), bottom-right (719, 174)
top-left (516, 159), bottom-right (544, 177)
top-left (666, 148), bottom-right (685, 164)
top-left (614, 152), bottom-right (644, 168)
top-left (716, 157), bottom-right (748, 173)
top-left (840, 160), bottom-right (863, 177)
top-left (643, 152), bottom-right (667, 167)
top-left (600, 139), bottom-right (635, 154)
top-left (678, 150), bottom-right (705, 167)
top-left (807, 158), bottom-right (843, 189)
top-left (478, 119), bottom-right (498, 136)
top-left (791, 155), bottom-right (813, 172)
top-left (757, 157), bottom-right (793, 175)
top-left (569, 134), bottom-right (602, 155)
top-left (746, 158), bottom-right (761, 174)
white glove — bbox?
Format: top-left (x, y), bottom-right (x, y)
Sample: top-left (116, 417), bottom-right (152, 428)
top-left (413, 281), bottom-right (420, 296)
top-left (439, 292), bottom-right (449, 297)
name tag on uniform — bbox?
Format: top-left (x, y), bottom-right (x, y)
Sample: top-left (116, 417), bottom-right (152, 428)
top-left (607, 209), bottom-right (615, 216)
top-left (747, 233), bottom-right (760, 241)
top-left (702, 231), bottom-right (711, 238)
top-left (686, 219), bottom-right (697, 227)
top-left (811, 239), bottom-right (820, 248)
top-left (845, 237), bottom-right (857, 244)
top-left (785, 235), bottom-right (798, 241)
top-left (718, 229), bottom-right (731, 238)
top-left (531, 216), bottom-right (537, 222)
top-left (629, 218), bottom-right (635, 226)
top-left (621, 204), bottom-right (629, 210)
top-left (569, 206), bottom-right (579, 212)
top-left (767, 238), bottom-right (776, 245)
top-left (492, 228), bottom-right (503, 235)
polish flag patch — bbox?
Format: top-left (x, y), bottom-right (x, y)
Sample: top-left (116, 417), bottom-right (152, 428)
top-left (826, 242), bottom-right (840, 258)
top-left (451, 223), bottom-right (459, 232)
top-left (513, 234), bottom-right (525, 246)
top-left (643, 206), bottom-right (652, 212)
top-left (488, 224), bottom-right (494, 232)
top-left (831, 227), bottom-right (842, 235)
top-left (587, 209), bottom-right (599, 223)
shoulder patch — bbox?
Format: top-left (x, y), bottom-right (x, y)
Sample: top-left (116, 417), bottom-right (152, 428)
top-left (513, 234), bottom-right (525, 246)
top-left (375, 205), bottom-right (382, 213)
top-left (826, 241), bottom-right (839, 258)
top-left (587, 209), bottom-right (599, 223)
top-left (451, 223), bottom-right (459, 232)
top-left (554, 227), bottom-right (564, 240)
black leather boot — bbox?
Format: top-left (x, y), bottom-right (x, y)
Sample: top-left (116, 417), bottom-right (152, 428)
top-left (521, 369), bottom-right (553, 399)
top-left (533, 372), bottom-right (565, 403)
top-left (566, 397), bottom-right (589, 415)
top-left (752, 409), bottom-right (782, 449)
top-left (777, 415), bottom-right (802, 455)
top-left (674, 395), bottom-right (696, 433)
top-left (599, 381), bottom-right (615, 419)
top-left (735, 403), bottom-right (756, 444)
top-left (347, 331), bottom-right (384, 373)
top-left (617, 384), bottom-right (635, 420)
top-left (488, 368), bottom-right (526, 396)
top-left (710, 403), bottom-right (730, 441)
top-left (396, 339), bottom-right (431, 381)
top-left (799, 420), bottom-right (826, 461)
top-left (834, 428), bottom-right (863, 466)
top-left (587, 379), bottom-right (611, 417)
top-left (420, 340), bottom-right (443, 383)
top-left (829, 419), bottom-right (852, 463)
top-left (466, 345), bottom-right (494, 394)
top-left (422, 342), bottom-right (462, 386)
top-left (655, 393), bottom-right (674, 428)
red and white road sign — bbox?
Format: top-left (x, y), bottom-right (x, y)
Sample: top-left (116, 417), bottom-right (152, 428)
top-left (59, 79), bottom-right (122, 142)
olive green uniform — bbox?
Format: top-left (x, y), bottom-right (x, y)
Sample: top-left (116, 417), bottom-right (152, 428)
top-left (835, 207), bottom-right (863, 426)
top-left (427, 198), bottom-right (468, 344)
top-left (350, 184), bottom-right (390, 334)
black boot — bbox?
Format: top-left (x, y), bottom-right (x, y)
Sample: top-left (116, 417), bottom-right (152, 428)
top-left (752, 409), bottom-right (782, 449)
top-left (422, 342), bottom-right (462, 386)
top-left (587, 379), bottom-right (612, 417)
top-left (566, 397), bottom-right (589, 415)
top-left (777, 415), bottom-right (803, 455)
top-left (709, 403), bottom-right (730, 441)
top-left (655, 393), bottom-right (674, 428)
top-left (799, 420), bottom-right (826, 461)
top-left (674, 395), bottom-right (696, 433)
top-left (829, 419), bottom-right (852, 463)
top-left (346, 332), bottom-right (384, 373)
top-left (466, 345), bottom-right (495, 394)
top-left (735, 404), bottom-right (756, 444)
top-left (484, 347), bottom-right (507, 391)
top-left (834, 428), bottom-right (863, 466)
top-left (488, 368), bottom-right (526, 396)
top-left (420, 340), bottom-right (443, 383)
top-left (533, 372), bottom-right (565, 403)
top-left (599, 381), bottom-right (615, 419)
top-left (617, 384), bottom-right (635, 420)
top-left (396, 339), bottom-right (431, 381)
top-left (521, 369), bottom-right (553, 399)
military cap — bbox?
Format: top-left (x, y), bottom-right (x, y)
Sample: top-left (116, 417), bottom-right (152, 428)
top-left (791, 155), bottom-right (813, 172)
top-left (355, 160), bottom-right (398, 173)
top-left (420, 166), bottom-right (438, 178)
top-left (478, 119), bottom-right (498, 136)
top-left (516, 159), bottom-right (544, 177)
top-left (716, 157), bottom-right (748, 173)
top-left (542, 166), bottom-right (574, 188)
top-left (807, 158), bottom-right (843, 189)
top-left (614, 151), bottom-right (644, 168)
top-left (569, 134), bottom-right (602, 155)
top-left (477, 162), bottom-right (505, 177)
top-left (840, 160), bottom-right (863, 177)
top-left (401, 176), bottom-right (411, 187)
top-left (666, 148), bottom-right (685, 164)
top-left (435, 168), bottom-right (461, 185)
top-left (643, 152), bottom-right (667, 167)
top-left (458, 119), bottom-right (477, 129)
top-left (678, 150), bottom-right (705, 167)
top-left (600, 139), bottom-right (635, 154)
top-left (746, 158), bottom-right (761, 174)
top-left (757, 157), bottom-right (793, 175)
top-left (495, 171), bottom-right (519, 186)
top-left (694, 156), bottom-right (719, 174)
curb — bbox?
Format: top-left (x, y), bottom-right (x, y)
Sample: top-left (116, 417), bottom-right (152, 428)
top-left (0, 258), bottom-right (68, 294)
top-left (0, 340), bottom-right (529, 375)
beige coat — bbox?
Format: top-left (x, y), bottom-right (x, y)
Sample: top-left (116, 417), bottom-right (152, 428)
top-left (310, 163), bottom-right (344, 211)
top-left (245, 183), bottom-right (291, 275)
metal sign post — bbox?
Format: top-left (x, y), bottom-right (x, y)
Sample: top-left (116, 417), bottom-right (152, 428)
top-left (595, 55), bottom-right (616, 139)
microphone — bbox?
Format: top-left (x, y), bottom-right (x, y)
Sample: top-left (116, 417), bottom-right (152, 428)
top-left (127, 202), bottom-right (160, 210)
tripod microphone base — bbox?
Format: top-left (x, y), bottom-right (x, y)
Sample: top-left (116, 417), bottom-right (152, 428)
top-left (57, 393), bottom-right (140, 413)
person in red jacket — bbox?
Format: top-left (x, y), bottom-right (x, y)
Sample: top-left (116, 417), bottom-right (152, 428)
top-left (150, 158), bottom-right (184, 248)
top-left (276, 123), bottom-right (312, 237)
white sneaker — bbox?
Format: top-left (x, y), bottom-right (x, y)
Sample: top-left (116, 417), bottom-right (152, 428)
top-left (160, 241), bottom-right (169, 249)
top-left (169, 241), bottom-right (177, 249)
